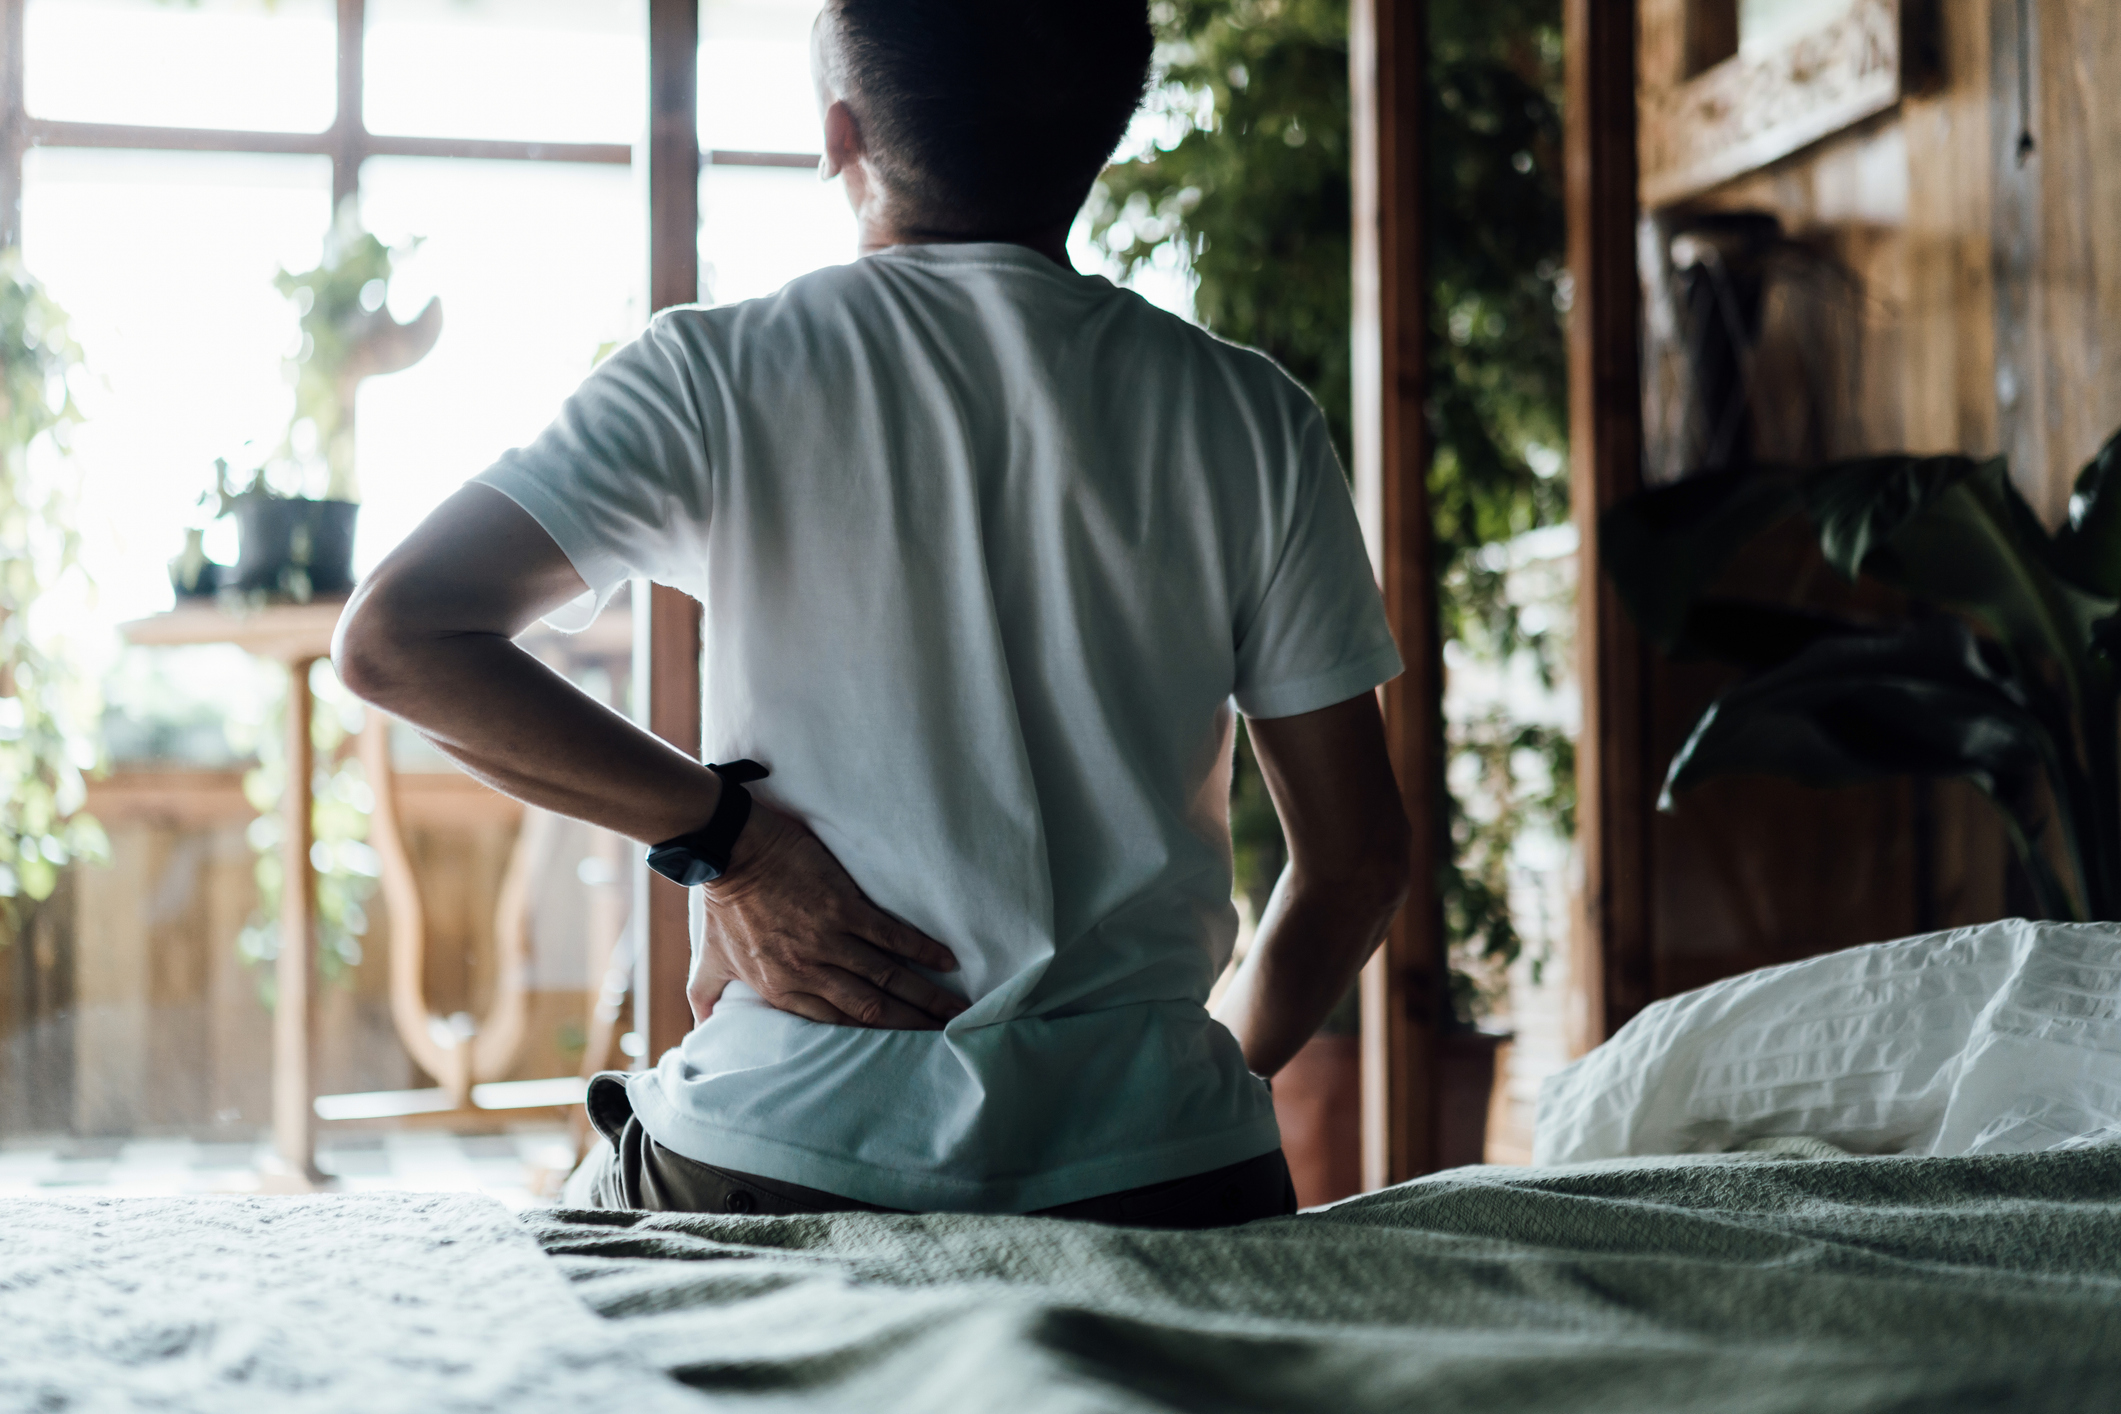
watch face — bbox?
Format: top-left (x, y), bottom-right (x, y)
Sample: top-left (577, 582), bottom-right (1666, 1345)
top-left (646, 844), bottom-right (719, 888)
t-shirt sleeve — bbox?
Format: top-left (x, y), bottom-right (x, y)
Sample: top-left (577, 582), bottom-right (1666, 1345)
top-left (1232, 406), bottom-right (1404, 719)
top-left (471, 313), bottom-right (712, 632)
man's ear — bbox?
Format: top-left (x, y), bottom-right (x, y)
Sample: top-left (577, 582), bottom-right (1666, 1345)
top-left (821, 99), bottom-right (863, 181)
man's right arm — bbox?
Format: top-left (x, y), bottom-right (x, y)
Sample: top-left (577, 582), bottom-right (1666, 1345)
top-left (1210, 691), bottom-right (1412, 1077)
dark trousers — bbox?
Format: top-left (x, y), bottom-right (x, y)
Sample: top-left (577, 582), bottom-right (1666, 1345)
top-left (580, 1072), bottom-right (1296, 1228)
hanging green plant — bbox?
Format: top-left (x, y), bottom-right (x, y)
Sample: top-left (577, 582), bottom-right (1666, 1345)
top-left (0, 252), bottom-right (106, 931)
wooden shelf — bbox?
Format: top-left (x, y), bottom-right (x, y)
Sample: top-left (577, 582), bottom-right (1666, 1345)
top-left (121, 598), bottom-right (349, 662)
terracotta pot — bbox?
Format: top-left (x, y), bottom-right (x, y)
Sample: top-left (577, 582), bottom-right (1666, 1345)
top-left (1274, 1028), bottom-right (1510, 1206)
top-left (1436, 1029), bottom-right (1509, 1170)
top-left (1272, 1034), bottom-right (1362, 1208)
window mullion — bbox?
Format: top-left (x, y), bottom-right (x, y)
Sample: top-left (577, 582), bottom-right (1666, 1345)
top-left (332, 0), bottom-right (365, 211)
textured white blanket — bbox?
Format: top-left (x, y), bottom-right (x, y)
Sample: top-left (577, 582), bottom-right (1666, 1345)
top-left (1538, 919), bottom-right (2121, 1164)
top-left (0, 1193), bottom-right (706, 1412)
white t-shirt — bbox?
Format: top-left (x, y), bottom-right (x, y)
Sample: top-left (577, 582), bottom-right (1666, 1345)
top-left (477, 241), bottom-right (1401, 1211)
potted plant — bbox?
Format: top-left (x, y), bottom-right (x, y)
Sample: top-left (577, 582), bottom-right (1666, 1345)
top-left (1603, 430), bottom-right (2121, 921)
top-left (179, 204), bottom-right (441, 604)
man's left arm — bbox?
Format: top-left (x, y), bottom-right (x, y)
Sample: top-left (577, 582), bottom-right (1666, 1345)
top-left (334, 482), bottom-right (967, 1031)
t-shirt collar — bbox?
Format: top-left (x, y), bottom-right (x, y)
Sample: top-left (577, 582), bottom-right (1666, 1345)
top-left (865, 240), bottom-right (1096, 287)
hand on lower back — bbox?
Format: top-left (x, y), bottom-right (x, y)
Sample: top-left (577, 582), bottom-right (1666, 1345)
top-left (686, 803), bottom-right (968, 1030)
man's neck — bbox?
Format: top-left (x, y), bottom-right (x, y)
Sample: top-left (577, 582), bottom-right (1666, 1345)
top-left (857, 217), bottom-right (1075, 272)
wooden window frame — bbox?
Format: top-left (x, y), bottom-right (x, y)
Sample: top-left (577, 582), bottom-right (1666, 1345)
top-left (0, 0), bottom-right (817, 245)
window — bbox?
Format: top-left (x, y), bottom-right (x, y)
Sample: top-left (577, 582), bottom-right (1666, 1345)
top-left (1, 2), bottom-right (842, 1162)
top-left (11, 0), bottom-right (849, 634)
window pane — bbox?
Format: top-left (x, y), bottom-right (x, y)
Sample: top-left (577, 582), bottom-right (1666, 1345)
top-left (1739, 0), bottom-right (1854, 55)
top-left (355, 158), bottom-right (643, 572)
top-left (25, 0), bottom-right (337, 133)
top-left (365, 0), bottom-right (645, 145)
top-left (700, 0), bottom-right (824, 154)
top-left (700, 163), bottom-right (858, 305)
top-left (21, 149), bottom-right (333, 629)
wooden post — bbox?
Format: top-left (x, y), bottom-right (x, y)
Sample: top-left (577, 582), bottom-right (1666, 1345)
top-left (273, 657), bottom-right (323, 1184)
top-left (1564, 0), bottom-right (1653, 1042)
top-left (635, 0), bottom-right (702, 1065)
top-left (1351, 0), bottom-right (1446, 1188)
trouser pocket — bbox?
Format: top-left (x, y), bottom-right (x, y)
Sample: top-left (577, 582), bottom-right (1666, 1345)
top-left (585, 1071), bottom-right (635, 1147)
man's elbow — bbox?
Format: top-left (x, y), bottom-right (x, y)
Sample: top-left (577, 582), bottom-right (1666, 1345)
top-left (1298, 807), bottom-right (1414, 917)
top-left (331, 580), bottom-right (412, 710)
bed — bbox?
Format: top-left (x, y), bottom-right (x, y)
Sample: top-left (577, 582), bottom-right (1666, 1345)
top-left (7, 1145), bottom-right (2117, 1411)
top-left (9, 920), bottom-right (2119, 1411)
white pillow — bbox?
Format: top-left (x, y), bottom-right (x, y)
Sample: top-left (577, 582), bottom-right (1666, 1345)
top-left (1534, 919), bottom-right (2121, 1165)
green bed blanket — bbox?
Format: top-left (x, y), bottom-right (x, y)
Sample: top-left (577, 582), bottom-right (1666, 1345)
top-left (527, 1147), bottom-right (2121, 1412)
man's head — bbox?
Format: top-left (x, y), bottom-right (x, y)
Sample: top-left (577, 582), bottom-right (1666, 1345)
top-left (813, 1), bottom-right (1153, 239)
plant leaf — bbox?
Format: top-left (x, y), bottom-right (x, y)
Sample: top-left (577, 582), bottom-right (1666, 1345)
top-left (1661, 620), bottom-right (2081, 919)
top-left (1803, 454), bottom-right (2116, 683)
top-left (1599, 468), bottom-right (1802, 653)
top-left (1662, 620), bottom-right (2046, 804)
top-left (2053, 426), bottom-right (2121, 597)
top-left (1804, 454), bottom-right (1979, 578)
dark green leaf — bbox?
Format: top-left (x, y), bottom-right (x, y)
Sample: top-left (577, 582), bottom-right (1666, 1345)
top-left (2053, 425), bottom-right (2121, 597)
top-left (1662, 620), bottom-right (2045, 804)
top-left (1599, 468), bottom-right (1802, 653)
top-left (1803, 453), bottom-right (2116, 681)
top-left (1803, 454), bottom-right (1985, 579)
top-left (1661, 620), bottom-right (2080, 919)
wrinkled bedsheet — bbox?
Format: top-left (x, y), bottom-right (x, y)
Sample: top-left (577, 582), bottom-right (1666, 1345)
top-left (529, 1145), bottom-right (2121, 1413)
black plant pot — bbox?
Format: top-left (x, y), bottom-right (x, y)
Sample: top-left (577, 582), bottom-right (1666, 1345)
top-left (232, 497), bottom-right (359, 600)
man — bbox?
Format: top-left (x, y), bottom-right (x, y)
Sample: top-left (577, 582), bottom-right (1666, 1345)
top-left (334, 0), bottom-right (1411, 1227)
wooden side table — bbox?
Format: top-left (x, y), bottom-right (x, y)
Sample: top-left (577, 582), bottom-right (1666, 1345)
top-left (121, 598), bottom-right (633, 1184)
top-left (123, 601), bottom-right (348, 1186)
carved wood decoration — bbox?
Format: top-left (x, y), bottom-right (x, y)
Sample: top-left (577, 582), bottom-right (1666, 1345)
top-left (1640, 0), bottom-right (1919, 207)
top-left (359, 715), bottom-right (544, 1107)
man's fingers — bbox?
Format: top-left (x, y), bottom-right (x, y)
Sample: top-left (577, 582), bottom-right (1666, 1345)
top-left (810, 969), bottom-right (949, 1030)
top-left (862, 910), bottom-right (959, 973)
top-left (771, 990), bottom-right (860, 1028)
top-left (831, 937), bottom-right (968, 1021)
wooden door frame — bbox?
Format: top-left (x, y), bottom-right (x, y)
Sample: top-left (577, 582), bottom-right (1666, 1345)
top-left (1352, 0), bottom-right (1448, 1186)
top-left (635, 0), bottom-right (705, 1063)
top-left (1564, 0), bottom-right (1654, 1043)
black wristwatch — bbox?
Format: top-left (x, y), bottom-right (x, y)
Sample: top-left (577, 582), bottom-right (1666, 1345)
top-left (645, 760), bottom-right (770, 886)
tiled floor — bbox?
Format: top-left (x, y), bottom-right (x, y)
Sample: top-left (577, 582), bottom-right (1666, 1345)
top-left (0, 1127), bottom-right (582, 1209)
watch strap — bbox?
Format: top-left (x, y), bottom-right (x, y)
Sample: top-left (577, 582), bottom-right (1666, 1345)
top-left (644, 759), bottom-right (771, 887)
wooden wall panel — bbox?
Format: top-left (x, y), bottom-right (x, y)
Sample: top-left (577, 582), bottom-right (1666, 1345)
top-left (1993, 0), bottom-right (2121, 520)
top-left (1595, 0), bottom-right (2060, 1023)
